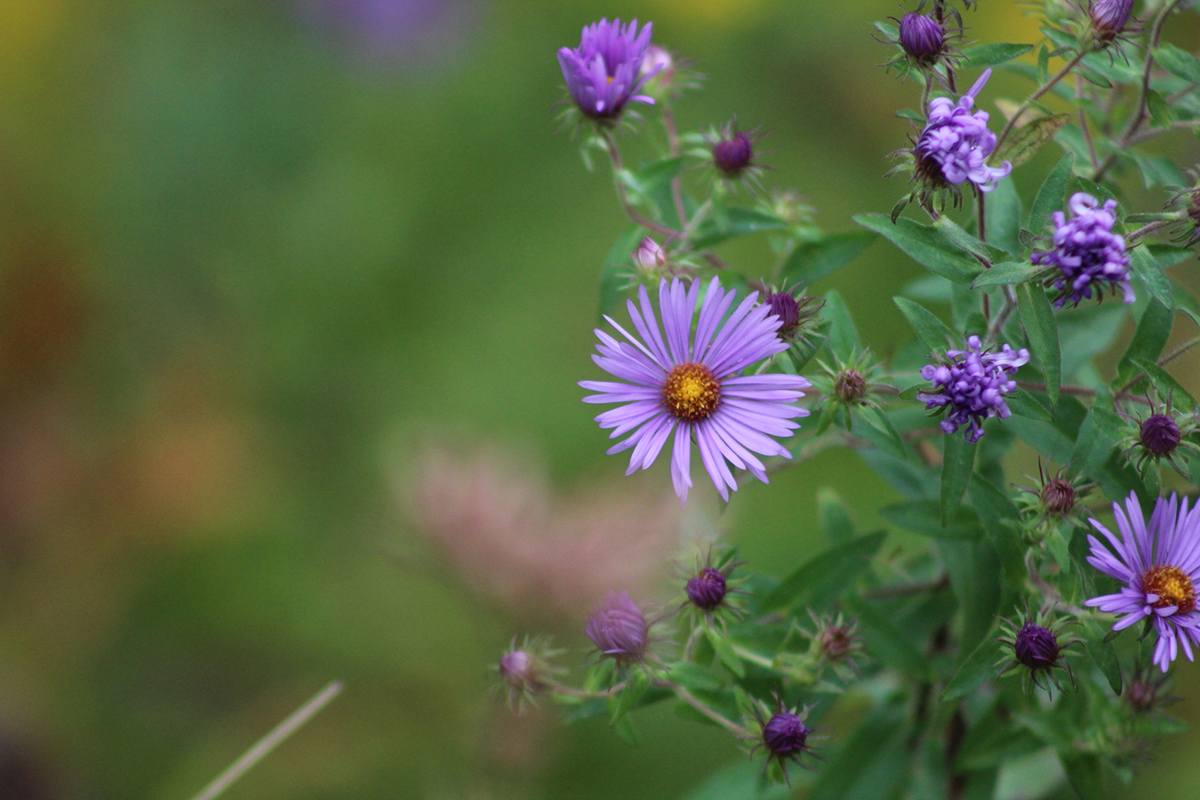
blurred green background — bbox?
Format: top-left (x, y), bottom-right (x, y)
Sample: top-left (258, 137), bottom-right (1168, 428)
top-left (2, 0), bottom-right (1200, 797)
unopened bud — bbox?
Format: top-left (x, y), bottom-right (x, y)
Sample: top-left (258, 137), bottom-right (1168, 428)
top-left (1040, 478), bottom-right (1077, 515)
top-left (834, 369), bottom-right (867, 404)
top-left (1140, 413), bottom-right (1182, 456)
top-left (632, 236), bottom-right (666, 272)
top-left (499, 650), bottom-right (544, 692)
top-left (1090, 0), bottom-right (1134, 42)
top-left (898, 13), bottom-right (946, 66)
top-left (713, 131), bottom-right (754, 176)
top-left (766, 292), bottom-right (801, 334)
top-left (641, 46), bottom-right (675, 92)
top-left (685, 567), bottom-right (728, 611)
top-left (585, 590), bottom-right (649, 664)
top-left (1014, 622), bottom-right (1061, 671)
top-left (762, 712), bottom-right (810, 756)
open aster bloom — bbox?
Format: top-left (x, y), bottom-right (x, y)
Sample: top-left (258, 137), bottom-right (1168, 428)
top-left (1084, 492), bottom-right (1200, 672)
top-left (557, 18), bottom-right (661, 121)
top-left (581, 277), bottom-right (811, 503)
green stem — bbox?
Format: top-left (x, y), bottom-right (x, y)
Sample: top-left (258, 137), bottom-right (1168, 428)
top-left (991, 50), bottom-right (1087, 159)
top-left (659, 680), bottom-right (750, 737)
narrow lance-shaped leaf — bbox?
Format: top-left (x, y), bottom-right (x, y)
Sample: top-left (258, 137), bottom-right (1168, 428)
top-left (1117, 298), bottom-right (1173, 386)
top-left (781, 230), bottom-right (877, 285)
top-left (1017, 283), bottom-right (1061, 408)
top-left (854, 213), bottom-right (984, 285)
top-left (994, 113), bottom-right (1070, 170)
top-left (941, 435), bottom-right (976, 525)
top-left (894, 296), bottom-right (957, 355)
top-left (823, 290), bottom-right (859, 361)
top-left (1130, 244), bottom-right (1175, 310)
top-left (760, 531), bottom-right (887, 611)
top-left (1028, 153), bottom-right (1074, 236)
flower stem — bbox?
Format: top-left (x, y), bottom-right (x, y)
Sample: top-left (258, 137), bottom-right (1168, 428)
top-left (658, 680), bottom-right (750, 737)
top-left (603, 131), bottom-right (684, 239)
top-left (991, 50), bottom-right (1087, 159)
top-left (547, 681), bottom-right (627, 698)
top-left (188, 681), bottom-right (344, 800)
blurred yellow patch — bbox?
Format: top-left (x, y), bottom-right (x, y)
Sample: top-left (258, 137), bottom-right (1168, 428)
top-left (644, 0), bottom-right (773, 28)
top-left (0, 0), bottom-right (64, 60)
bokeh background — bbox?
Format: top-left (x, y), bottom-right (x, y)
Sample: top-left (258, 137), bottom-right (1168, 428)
top-left (2, 0), bottom-right (1200, 797)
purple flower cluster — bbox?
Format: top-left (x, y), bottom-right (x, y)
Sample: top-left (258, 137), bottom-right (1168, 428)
top-left (918, 335), bottom-right (1030, 443)
top-left (1084, 493), bottom-right (1200, 672)
top-left (1031, 192), bottom-right (1133, 309)
top-left (915, 69), bottom-right (1012, 193)
top-left (557, 18), bottom-right (661, 121)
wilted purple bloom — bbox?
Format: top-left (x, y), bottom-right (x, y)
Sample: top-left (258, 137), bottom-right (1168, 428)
top-left (763, 712), bottom-right (810, 755)
top-left (1014, 623), bottom-right (1061, 670)
top-left (557, 18), bottom-right (660, 120)
top-left (581, 277), bottom-right (811, 503)
top-left (685, 567), bottom-right (728, 610)
top-left (915, 68), bottom-right (1012, 192)
top-left (919, 335), bottom-right (1030, 443)
top-left (585, 590), bottom-right (649, 663)
top-left (1032, 192), bottom-right (1133, 309)
top-left (1090, 0), bottom-right (1135, 40)
top-left (898, 13), bottom-right (946, 66)
top-left (1084, 492), bottom-right (1200, 672)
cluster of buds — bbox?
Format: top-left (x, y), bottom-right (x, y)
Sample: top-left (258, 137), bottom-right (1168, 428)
top-left (995, 608), bottom-right (1078, 697)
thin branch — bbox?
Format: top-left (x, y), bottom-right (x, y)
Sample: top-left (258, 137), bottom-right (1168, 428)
top-left (546, 681), bottom-right (626, 698)
top-left (1158, 334), bottom-right (1200, 367)
top-left (1126, 218), bottom-right (1179, 243)
top-left (659, 680), bottom-right (750, 737)
top-left (866, 573), bottom-right (950, 598)
top-left (661, 105), bottom-right (690, 229)
top-left (1015, 380), bottom-right (1153, 404)
top-left (992, 50), bottom-right (1087, 158)
top-left (1076, 76), bottom-right (1101, 174)
top-left (189, 681), bottom-right (344, 800)
top-left (603, 131), bottom-right (684, 239)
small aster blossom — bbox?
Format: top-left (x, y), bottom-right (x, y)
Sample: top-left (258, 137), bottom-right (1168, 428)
top-left (1084, 492), bottom-right (1200, 672)
top-left (1032, 193), bottom-right (1133, 309)
top-left (631, 236), bottom-right (666, 273)
top-left (585, 590), bottom-right (650, 665)
top-left (914, 68), bottom-right (1012, 193)
top-left (581, 277), bottom-right (812, 502)
top-left (918, 335), bottom-right (1030, 443)
top-left (557, 18), bottom-right (661, 121)
top-left (898, 13), bottom-right (946, 66)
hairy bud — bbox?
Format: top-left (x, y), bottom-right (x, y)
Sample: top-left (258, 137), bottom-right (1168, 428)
top-left (898, 13), bottom-right (946, 66)
top-left (762, 712), bottom-right (810, 756)
top-left (1090, 0), bottom-right (1134, 42)
top-left (833, 369), bottom-right (867, 404)
top-left (1040, 478), bottom-right (1077, 515)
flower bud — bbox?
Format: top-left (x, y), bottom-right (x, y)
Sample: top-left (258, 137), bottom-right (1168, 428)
top-left (766, 291), bottom-right (801, 334)
top-left (1014, 622), bottom-right (1061, 671)
top-left (713, 131), bottom-right (754, 176)
top-left (640, 46), bottom-right (675, 94)
top-left (1090, 0), bottom-right (1134, 42)
top-left (833, 369), bottom-right (867, 404)
top-left (632, 236), bottom-right (666, 272)
top-left (585, 590), bottom-right (649, 664)
top-left (1140, 413), bottom-right (1181, 456)
top-left (1040, 477), bottom-right (1077, 515)
top-left (898, 13), bottom-right (946, 66)
top-left (762, 711), bottom-right (810, 756)
top-left (499, 650), bottom-right (544, 693)
top-left (685, 566), bottom-right (727, 611)
top-left (819, 625), bottom-right (853, 660)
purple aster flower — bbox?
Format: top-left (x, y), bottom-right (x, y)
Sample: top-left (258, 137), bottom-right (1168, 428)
top-left (1032, 192), bottom-right (1133, 309)
top-left (581, 277), bottom-right (811, 503)
top-left (918, 335), bottom-right (1030, 443)
top-left (1084, 492), bottom-right (1200, 672)
top-left (898, 13), bottom-right (946, 66)
top-left (1090, 0), bottom-right (1135, 42)
top-left (914, 68), bottom-right (1012, 193)
top-left (557, 18), bottom-right (660, 121)
top-left (585, 590), bottom-right (649, 664)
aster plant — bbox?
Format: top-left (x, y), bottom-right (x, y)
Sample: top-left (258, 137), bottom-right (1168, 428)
top-left (475, 3), bottom-right (1200, 797)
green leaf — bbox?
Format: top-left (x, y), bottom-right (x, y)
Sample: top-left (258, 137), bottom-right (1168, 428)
top-left (1131, 357), bottom-right (1197, 411)
top-left (598, 226), bottom-right (645, 316)
top-left (941, 638), bottom-right (1006, 701)
top-left (934, 215), bottom-right (992, 259)
top-left (879, 500), bottom-right (983, 541)
top-left (823, 290), bottom-right (859, 361)
top-left (760, 531), bottom-right (887, 611)
top-left (1130, 245), bottom-right (1175, 310)
top-left (962, 42), bottom-right (1035, 68)
top-left (855, 405), bottom-right (908, 461)
top-left (781, 230), bottom-right (877, 285)
top-left (706, 627), bottom-right (745, 678)
top-left (681, 760), bottom-right (791, 800)
top-left (817, 486), bottom-right (856, 544)
top-left (1155, 43), bottom-right (1200, 85)
top-left (1147, 89), bottom-right (1174, 129)
top-left (1005, 387), bottom-right (1052, 421)
top-left (968, 474), bottom-right (1026, 591)
top-left (612, 715), bottom-right (639, 746)
top-left (971, 261), bottom-right (1042, 288)
top-left (844, 598), bottom-right (934, 679)
top-left (1017, 283), bottom-right (1061, 407)
top-left (692, 207), bottom-right (787, 248)
top-left (1061, 754), bottom-right (1106, 800)
top-left (941, 435), bottom-right (976, 525)
top-left (610, 670), bottom-right (649, 725)
top-left (939, 540), bottom-right (1001, 656)
top-left (1130, 151), bottom-right (1185, 189)
top-left (893, 296), bottom-right (957, 354)
top-left (665, 662), bottom-right (724, 693)
top-left (994, 113), bottom-right (1070, 169)
top-left (854, 213), bottom-right (984, 285)
top-left (1028, 153), bottom-right (1074, 235)
top-left (1117, 298), bottom-right (1173, 385)
top-left (1085, 636), bottom-right (1123, 696)
top-left (807, 704), bottom-right (908, 800)
top-left (986, 176), bottom-right (1023, 256)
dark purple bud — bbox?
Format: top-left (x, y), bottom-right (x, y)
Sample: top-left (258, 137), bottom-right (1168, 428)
top-left (685, 567), bottom-right (728, 611)
top-left (1125, 678), bottom-right (1158, 712)
top-left (762, 711), bottom-right (810, 756)
top-left (1014, 622), bottom-right (1060, 670)
top-left (1140, 413), bottom-right (1181, 456)
top-left (1040, 478), bottom-right (1077, 515)
top-left (713, 132), bottom-right (754, 176)
top-left (820, 626), bottom-right (853, 660)
top-left (499, 651), bottom-right (543, 692)
top-left (834, 369), bottom-right (867, 404)
top-left (898, 13), bottom-right (946, 66)
top-left (1090, 0), bottom-right (1134, 40)
top-left (585, 590), bottom-right (649, 663)
top-left (766, 292), bottom-right (801, 334)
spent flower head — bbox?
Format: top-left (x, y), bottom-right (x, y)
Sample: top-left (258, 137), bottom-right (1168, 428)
top-left (1032, 193), bottom-right (1133, 309)
top-left (557, 18), bottom-right (661, 125)
top-left (581, 277), bottom-right (812, 503)
top-left (1085, 492), bottom-right (1200, 672)
top-left (918, 335), bottom-right (1030, 443)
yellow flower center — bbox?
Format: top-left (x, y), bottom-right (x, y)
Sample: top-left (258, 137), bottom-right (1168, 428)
top-left (663, 362), bottom-right (720, 422)
top-left (1142, 565), bottom-right (1197, 613)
